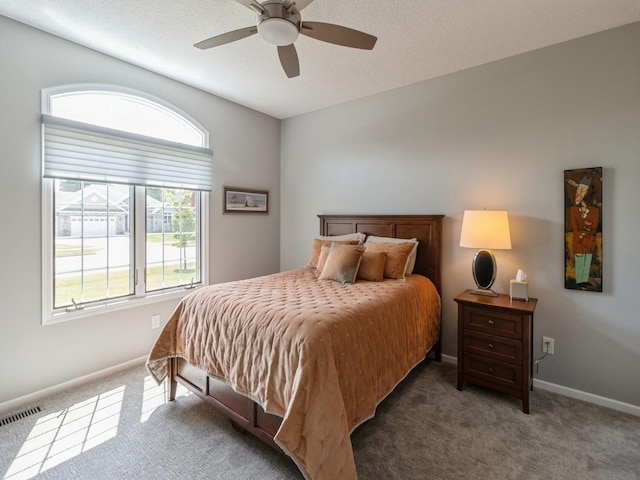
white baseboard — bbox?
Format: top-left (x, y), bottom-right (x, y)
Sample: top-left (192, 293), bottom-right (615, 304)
top-left (532, 378), bottom-right (640, 418)
top-left (0, 356), bottom-right (147, 415)
top-left (441, 353), bottom-right (457, 365)
top-left (4, 354), bottom-right (638, 419)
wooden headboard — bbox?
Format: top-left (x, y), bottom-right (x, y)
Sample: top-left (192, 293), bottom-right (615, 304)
top-left (319, 214), bottom-right (444, 295)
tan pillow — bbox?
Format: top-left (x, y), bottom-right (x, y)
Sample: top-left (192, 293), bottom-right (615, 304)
top-left (357, 250), bottom-right (387, 282)
top-left (307, 239), bottom-right (360, 268)
top-left (316, 245), bottom-right (331, 274)
top-left (362, 242), bottom-right (416, 280)
top-left (319, 244), bottom-right (365, 284)
top-left (365, 235), bottom-right (419, 274)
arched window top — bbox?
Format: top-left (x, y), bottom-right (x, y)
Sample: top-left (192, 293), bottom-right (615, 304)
top-left (41, 84), bottom-right (213, 191)
top-left (43, 84), bottom-right (208, 148)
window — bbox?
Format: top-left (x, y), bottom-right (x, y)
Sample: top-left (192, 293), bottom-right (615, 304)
top-left (42, 85), bottom-right (212, 323)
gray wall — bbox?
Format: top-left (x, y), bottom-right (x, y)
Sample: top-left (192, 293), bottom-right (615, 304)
top-left (281, 23), bottom-right (640, 407)
top-left (0, 16), bottom-right (281, 404)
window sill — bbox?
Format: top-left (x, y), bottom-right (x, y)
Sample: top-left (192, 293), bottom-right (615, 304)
top-left (42, 286), bottom-right (202, 326)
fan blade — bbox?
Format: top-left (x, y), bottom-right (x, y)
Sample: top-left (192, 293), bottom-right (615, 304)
top-left (234, 0), bottom-right (265, 14)
top-left (300, 22), bottom-right (377, 50)
top-left (285, 0), bottom-right (315, 14)
top-left (194, 26), bottom-right (258, 50)
top-left (277, 44), bottom-right (300, 78)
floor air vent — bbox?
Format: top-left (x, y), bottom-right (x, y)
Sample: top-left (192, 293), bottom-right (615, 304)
top-left (0, 406), bottom-right (42, 427)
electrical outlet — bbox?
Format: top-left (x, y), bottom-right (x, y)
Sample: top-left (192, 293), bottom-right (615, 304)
top-left (542, 336), bottom-right (554, 355)
top-left (151, 314), bottom-right (160, 329)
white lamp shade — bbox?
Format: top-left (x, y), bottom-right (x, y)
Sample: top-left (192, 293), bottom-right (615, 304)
top-left (460, 210), bottom-right (512, 250)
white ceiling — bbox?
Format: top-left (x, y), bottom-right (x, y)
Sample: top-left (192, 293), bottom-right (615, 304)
top-left (1, 0), bottom-right (639, 119)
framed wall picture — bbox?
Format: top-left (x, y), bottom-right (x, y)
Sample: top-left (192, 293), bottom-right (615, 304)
top-left (224, 186), bottom-right (268, 214)
top-left (564, 167), bottom-right (602, 292)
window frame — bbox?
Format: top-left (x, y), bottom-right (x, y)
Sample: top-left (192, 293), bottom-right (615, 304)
top-left (41, 84), bottom-right (210, 325)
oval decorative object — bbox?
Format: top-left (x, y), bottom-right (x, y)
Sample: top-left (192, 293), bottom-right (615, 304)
top-left (472, 249), bottom-right (496, 290)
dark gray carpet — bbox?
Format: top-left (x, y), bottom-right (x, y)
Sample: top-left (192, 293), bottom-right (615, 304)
top-left (1, 361), bottom-right (638, 479)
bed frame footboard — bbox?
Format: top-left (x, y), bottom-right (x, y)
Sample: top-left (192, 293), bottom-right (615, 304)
top-left (168, 357), bottom-right (283, 452)
top-left (167, 338), bottom-right (441, 453)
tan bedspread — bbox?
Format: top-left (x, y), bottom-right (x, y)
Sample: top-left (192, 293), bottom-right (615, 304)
top-left (146, 267), bottom-right (440, 480)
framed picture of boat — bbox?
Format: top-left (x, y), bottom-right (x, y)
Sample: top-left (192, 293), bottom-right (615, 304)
top-left (224, 186), bottom-right (268, 214)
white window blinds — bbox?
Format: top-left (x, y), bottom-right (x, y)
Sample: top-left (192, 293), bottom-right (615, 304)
top-left (42, 114), bottom-right (213, 191)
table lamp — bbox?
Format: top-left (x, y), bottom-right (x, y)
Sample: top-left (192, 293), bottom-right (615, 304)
top-left (459, 210), bottom-right (512, 296)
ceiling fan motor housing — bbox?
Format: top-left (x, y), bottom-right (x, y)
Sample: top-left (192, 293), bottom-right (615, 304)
top-left (257, 1), bottom-right (301, 46)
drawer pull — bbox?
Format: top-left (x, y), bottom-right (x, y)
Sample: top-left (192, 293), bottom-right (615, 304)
top-left (488, 343), bottom-right (494, 349)
top-left (488, 367), bottom-right (494, 374)
top-left (488, 320), bottom-right (495, 325)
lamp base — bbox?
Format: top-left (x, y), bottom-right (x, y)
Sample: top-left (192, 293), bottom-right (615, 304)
top-left (469, 288), bottom-right (499, 297)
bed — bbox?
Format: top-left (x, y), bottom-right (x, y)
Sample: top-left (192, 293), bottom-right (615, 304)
top-left (146, 214), bottom-right (443, 480)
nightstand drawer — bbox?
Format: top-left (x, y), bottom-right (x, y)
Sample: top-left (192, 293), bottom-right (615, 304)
top-left (464, 353), bottom-right (522, 391)
top-left (463, 330), bottom-right (522, 365)
top-left (463, 307), bottom-right (523, 339)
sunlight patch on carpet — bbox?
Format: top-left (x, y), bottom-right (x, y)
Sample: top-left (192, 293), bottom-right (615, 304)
top-left (3, 385), bottom-right (125, 480)
top-left (141, 375), bottom-right (190, 423)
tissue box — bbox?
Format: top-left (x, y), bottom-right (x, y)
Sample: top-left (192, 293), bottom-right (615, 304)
top-left (510, 280), bottom-right (529, 301)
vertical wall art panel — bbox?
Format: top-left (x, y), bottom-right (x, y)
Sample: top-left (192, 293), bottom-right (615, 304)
top-left (564, 167), bottom-right (603, 292)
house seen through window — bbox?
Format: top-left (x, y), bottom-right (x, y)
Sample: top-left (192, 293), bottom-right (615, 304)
top-left (42, 86), bottom-right (212, 321)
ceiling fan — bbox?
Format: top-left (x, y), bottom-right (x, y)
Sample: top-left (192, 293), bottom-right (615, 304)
top-left (194, 0), bottom-right (377, 78)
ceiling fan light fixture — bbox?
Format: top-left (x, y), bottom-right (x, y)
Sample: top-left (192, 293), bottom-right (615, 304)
top-left (194, 0), bottom-right (377, 79)
top-left (258, 18), bottom-right (299, 46)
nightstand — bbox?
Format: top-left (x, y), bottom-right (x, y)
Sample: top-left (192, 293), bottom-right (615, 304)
top-left (454, 289), bottom-right (537, 413)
